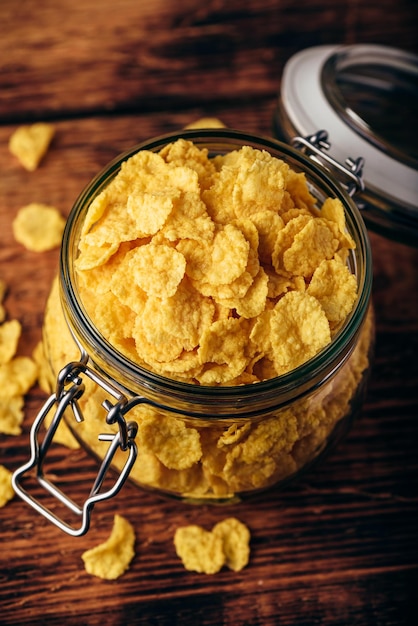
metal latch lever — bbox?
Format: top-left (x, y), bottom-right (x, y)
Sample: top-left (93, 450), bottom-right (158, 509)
top-left (12, 362), bottom-right (138, 537)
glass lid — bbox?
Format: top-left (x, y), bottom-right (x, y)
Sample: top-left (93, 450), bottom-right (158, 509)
top-left (275, 44), bottom-right (418, 246)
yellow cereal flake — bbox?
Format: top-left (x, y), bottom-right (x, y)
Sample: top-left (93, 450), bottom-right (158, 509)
top-left (219, 266), bottom-right (269, 319)
top-left (81, 514), bottom-right (135, 580)
top-left (32, 340), bottom-right (53, 394)
top-left (0, 353), bottom-right (37, 435)
top-left (217, 423), bottom-right (251, 447)
top-left (307, 258), bottom-right (358, 325)
top-left (272, 214), bottom-right (312, 273)
top-left (0, 295), bottom-right (38, 436)
top-left (223, 412), bottom-right (298, 490)
top-left (0, 319), bottom-right (21, 364)
top-left (197, 318), bottom-right (251, 384)
top-left (321, 197), bottom-right (356, 249)
top-left (0, 465), bottom-right (14, 507)
top-left (249, 210), bottom-right (285, 264)
top-left (160, 137), bottom-right (218, 191)
top-left (138, 411), bottom-right (202, 470)
top-left (285, 168), bottom-right (317, 211)
top-left (0, 396), bottom-right (25, 435)
top-left (9, 122), bottom-right (55, 171)
top-left (269, 291), bottom-right (331, 375)
top-left (212, 517), bottom-right (251, 572)
top-left (32, 340), bottom-right (79, 447)
top-left (283, 218), bottom-right (340, 277)
top-left (139, 280), bottom-right (214, 362)
top-left (221, 146), bottom-right (288, 217)
top-left (0, 356), bottom-right (38, 399)
top-left (174, 517), bottom-right (250, 574)
top-left (174, 525), bottom-right (225, 574)
top-left (13, 203), bottom-right (65, 252)
top-left (0, 279), bottom-right (7, 323)
top-left (184, 117), bottom-right (226, 130)
top-left (206, 224), bottom-right (250, 286)
top-left (129, 244), bottom-right (186, 298)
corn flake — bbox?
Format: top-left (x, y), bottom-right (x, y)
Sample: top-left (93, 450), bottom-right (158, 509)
top-left (9, 122), bottom-right (55, 171)
top-left (13, 203), bottom-right (65, 252)
top-left (206, 224), bottom-right (250, 286)
top-left (283, 218), bottom-right (340, 277)
top-left (184, 117), bottom-right (226, 130)
top-left (138, 411), bottom-right (202, 470)
top-left (174, 525), bottom-right (225, 574)
top-left (307, 258), bottom-right (358, 325)
top-left (0, 279), bottom-right (7, 323)
top-left (0, 465), bottom-right (14, 507)
top-left (0, 396), bottom-right (25, 435)
top-left (174, 517), bottom-right (250, 574)
top-left (269, 291), bottom-right (331, 375)
top-left (0, 319), bottom-right (21, 365)
top-left (249, 210), bottom-right (285, 264)
top-left (197, 318), bottom-right (251, 385)
top-left (129, 243), bottom-right (186, 298)
top-left (272, 214), bottom-right (312, 273)
top-left (160, 137), bottom-right (218, 191)
top-left (0, 356), bottom-right (38, 399)
top-left (321, 197), bottom-right (356, 249)
top-left (221, 146), bottom-right (288, 217)
top-left (223, 412), bottom-right (298, 489)
top-left (134, 280), bottom-right (215, 364)
top-left (212, 517), bottom-right (250, 572)
top-left (219, 266), bottom-right (268, 319)
top-left (81, 514), bottom-right (135, 580)
top-left (285, 168), bottom-right (317, 211)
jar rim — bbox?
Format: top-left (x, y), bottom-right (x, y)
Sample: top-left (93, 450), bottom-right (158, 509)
top-left (59, 128), bottom-right (372, 414)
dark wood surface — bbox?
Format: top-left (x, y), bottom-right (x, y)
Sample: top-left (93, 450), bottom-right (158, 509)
top-left (1, 2), bottom-right (417, 625)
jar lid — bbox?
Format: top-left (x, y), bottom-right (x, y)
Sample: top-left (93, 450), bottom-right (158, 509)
top-left (274, 44), bottom-right (418, 246)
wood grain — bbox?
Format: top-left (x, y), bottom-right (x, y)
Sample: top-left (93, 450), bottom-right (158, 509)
top-left (1, 0), bottom-right (417, 122)
top-left (1, 2), bottom-right (417, 625)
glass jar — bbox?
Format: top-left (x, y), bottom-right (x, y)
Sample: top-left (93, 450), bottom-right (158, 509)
top-left (13, 129), bottom-right (374, 536)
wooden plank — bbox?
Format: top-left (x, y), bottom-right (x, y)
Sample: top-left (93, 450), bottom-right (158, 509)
top-left (1, 0), bottom-right (417, 121)
top-left (1, 104), bottom-right (418, 626)
top-left (1, 1), bottom-right (418, 621)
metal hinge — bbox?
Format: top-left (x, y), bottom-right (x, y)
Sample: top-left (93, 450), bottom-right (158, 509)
top-left (292, 130), bottom-right (365, 197)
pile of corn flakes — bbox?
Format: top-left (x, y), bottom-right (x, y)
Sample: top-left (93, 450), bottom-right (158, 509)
top-left (75, 140), bottom-right (357, 383)
top-left (41, 139), bottom-right (372, 499)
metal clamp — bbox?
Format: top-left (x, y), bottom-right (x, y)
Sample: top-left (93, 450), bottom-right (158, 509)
top-left (12, 360), bottom-right (138, 537)
top-left (292, 130), bottom-right (365, 197)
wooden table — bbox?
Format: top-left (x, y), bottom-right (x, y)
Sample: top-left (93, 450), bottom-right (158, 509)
top-left (1, 2), bottom-right (417, 624)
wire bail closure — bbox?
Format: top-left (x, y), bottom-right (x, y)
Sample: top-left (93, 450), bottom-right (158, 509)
top-left (12, 358), bottom-right (138, 537)
top-left (292, 130), bottom-right (365, 197)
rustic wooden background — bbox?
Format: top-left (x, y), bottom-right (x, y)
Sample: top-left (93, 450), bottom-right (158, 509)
top-left (0, 1), bottom-right (417, 625)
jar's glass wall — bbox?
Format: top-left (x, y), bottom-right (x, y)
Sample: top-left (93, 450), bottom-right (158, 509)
top-left (40, 130), bottom-right (373, 502)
